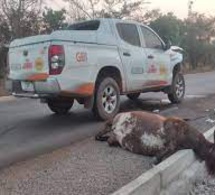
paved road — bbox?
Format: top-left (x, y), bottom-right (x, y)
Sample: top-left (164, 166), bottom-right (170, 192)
top-left (0, 71), bottom-right (214, 167)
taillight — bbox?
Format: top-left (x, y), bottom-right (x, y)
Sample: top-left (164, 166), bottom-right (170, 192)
top-left (48, 45), bottom-right (65, 75)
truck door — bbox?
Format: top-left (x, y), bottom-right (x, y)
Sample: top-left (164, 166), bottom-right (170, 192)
top-left (140, 26), bottom-right (171, 87)
top-left (116, 23), bottom-right (148, 92)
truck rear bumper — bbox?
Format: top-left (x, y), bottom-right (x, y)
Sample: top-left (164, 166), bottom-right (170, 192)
top-left (12, 93), bottom-right (40, 99)
top-left (34, 78), bottom-right (60, 94)
top-left (6, 78), bottom-right (60, 98)
top-left (6, 78), bottom-right (95, 98)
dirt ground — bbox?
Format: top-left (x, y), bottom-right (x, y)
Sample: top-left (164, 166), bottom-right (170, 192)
top-left (0, 79), bottom-right (8, 97)
top-left (0, 80), bottom-right (5, 96)
top-left (190, 175), bottom-right (215, 195)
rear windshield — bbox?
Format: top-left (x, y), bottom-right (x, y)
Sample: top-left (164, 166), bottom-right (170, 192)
top-left (67, 20), bottom-right (100, 30)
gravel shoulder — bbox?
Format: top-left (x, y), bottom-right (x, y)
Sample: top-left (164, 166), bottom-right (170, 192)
top-left (0, 138), bottom-right (153, 195)
top-left (0, 94), bottom-right (215, 195)
top-left (190, 175), bottom-right (215, 195)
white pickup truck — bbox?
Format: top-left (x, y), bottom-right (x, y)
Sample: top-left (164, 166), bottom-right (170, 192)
top-left (7, 18), bottom-right (185, 120)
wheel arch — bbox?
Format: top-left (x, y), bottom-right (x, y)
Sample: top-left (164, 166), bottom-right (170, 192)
top-left (95, 66), bottom-right (123, 93)
top-left (172, 63), bottom-right (182, 77)
top-left (163, 63), bottom-right (183, 94)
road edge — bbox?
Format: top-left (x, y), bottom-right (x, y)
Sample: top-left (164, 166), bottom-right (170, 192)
top-left (0, 96), bottom-right (15, 102)
top-left (111, 126), bottom-right (215, 195)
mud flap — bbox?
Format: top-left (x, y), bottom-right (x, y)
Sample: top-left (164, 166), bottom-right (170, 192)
top-left (84, 95), bottom-right (94, 109)
top-left (162, 85), bottom-right (172, 94)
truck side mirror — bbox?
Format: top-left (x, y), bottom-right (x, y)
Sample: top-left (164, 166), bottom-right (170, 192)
top-left (163, 37), bottom-right (172, 50)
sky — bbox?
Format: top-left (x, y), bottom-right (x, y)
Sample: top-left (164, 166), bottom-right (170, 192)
top-left (49, 0), bottom-right (215, 19)
top-left (147, 0), bottom-right (215, 18)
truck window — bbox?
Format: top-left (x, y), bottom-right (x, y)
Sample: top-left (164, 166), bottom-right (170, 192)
top-left (67, 20), bottom-right (100, 30)
top-left (141, 27), bottom-right (163, 49)
top-left (117, 23), bottom-right (141, 47)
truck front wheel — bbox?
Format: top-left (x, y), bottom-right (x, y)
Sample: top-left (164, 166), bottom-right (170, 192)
top-left (168, 73), bottom-right (185, 104)
top-left (93, 77), bottom-right (120, 121)
top-left (47, 98), bottom-right (74, 115)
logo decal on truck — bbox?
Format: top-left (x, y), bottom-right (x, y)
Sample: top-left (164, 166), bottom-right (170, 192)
top-left (131, 67), bottom-right (144, 74)
top-left (23, 59), bottom-right (33, 70)
top-left (147, 64), bottom-right (157, 73)
top-left (11, 63), bottom-right (21, 71)
top-left (76, 52), bottom-right (87, 62)
top-left (159, 65), bottom-right (167, 75)
top-left (35, 58), bottom-right (44, 71)
top-left (159, 64), bottom-right (168, 80)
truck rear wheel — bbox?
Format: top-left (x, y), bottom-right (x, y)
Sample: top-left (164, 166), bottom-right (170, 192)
top-left (47, 99), bottom-right (74, 115)
top-left (93, 77), bottom-right (120, 121)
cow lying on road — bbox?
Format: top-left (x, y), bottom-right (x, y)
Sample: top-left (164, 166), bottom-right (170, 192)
top-left (95, 111), bottom-right (215, 175)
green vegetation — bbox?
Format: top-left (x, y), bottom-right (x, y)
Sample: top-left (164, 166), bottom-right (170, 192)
top-left (0, 0), bottom-right (215, 77)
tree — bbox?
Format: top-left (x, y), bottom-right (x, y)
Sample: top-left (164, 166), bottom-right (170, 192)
top-left (135, 9), bottom-right (162, 24)
top-left (149, 12), bottom-right (185, 45)
top-left (0, 16), bottom-right (11, 45)
top-left (0, 0), bottom-right (43, 40)
top-left (0, 46), bottom-right (8, 79)
top-left (183, 13), bottom-right (215, 69)
top-left (148, 12), bottom-right (215, 69)
top-left (0, 0), bottom-right (43, 81)
top-left (42, 8), bottom-right (67, 33)
top-left (64, 0), bottom-right (150, 21)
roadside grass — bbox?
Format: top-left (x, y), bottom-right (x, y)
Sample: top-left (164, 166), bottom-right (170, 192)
top-left (182, 64), bottom-right (215, 75)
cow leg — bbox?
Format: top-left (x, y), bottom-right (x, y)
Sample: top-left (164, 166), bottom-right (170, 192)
top-left (107, 134), bottom-right (120, 147)
top-left (154, 143), bottom-right (177, 165)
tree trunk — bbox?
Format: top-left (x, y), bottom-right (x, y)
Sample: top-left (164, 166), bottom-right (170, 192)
top-left (0, 79), bottom-right (6, 96)
top-left (0, 46), bottom-right (9, 96)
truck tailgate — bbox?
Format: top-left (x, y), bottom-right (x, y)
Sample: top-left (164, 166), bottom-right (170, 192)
top-left (9, 37), bottom-right (50, 81)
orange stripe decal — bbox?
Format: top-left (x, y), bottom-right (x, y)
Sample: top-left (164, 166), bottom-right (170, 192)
top-left (27, 73), bottom-right (49, 81)
top-left (60, 83), bottom-right (95, 96)
top-left (75, 83), bottom-right (94, 96)
top-left (144, 80), bottom-right (168, 86)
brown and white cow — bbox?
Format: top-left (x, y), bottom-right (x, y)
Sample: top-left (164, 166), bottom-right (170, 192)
top-left (95, 111), bottom-right (215, 175)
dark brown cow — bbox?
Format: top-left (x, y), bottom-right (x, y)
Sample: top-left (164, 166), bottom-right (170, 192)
top-left (95, 111), bottom-right (215, 175)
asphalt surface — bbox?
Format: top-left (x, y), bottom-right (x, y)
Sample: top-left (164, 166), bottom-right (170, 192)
top-left (0, 71), bottom-right (215, 168)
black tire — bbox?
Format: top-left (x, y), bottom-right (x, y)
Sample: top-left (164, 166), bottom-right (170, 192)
top-left (168, 73), bottom-right (185, 104)
top-left (93, 77), bottom-right (120, 121)
top-left (47, 98), bottom-right (74, 115)
top-left (127, 93), bottom-right (141, 101)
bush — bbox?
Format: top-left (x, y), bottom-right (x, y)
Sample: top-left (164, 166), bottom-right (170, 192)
top-left (0, 46), bottom-right (8, 80)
